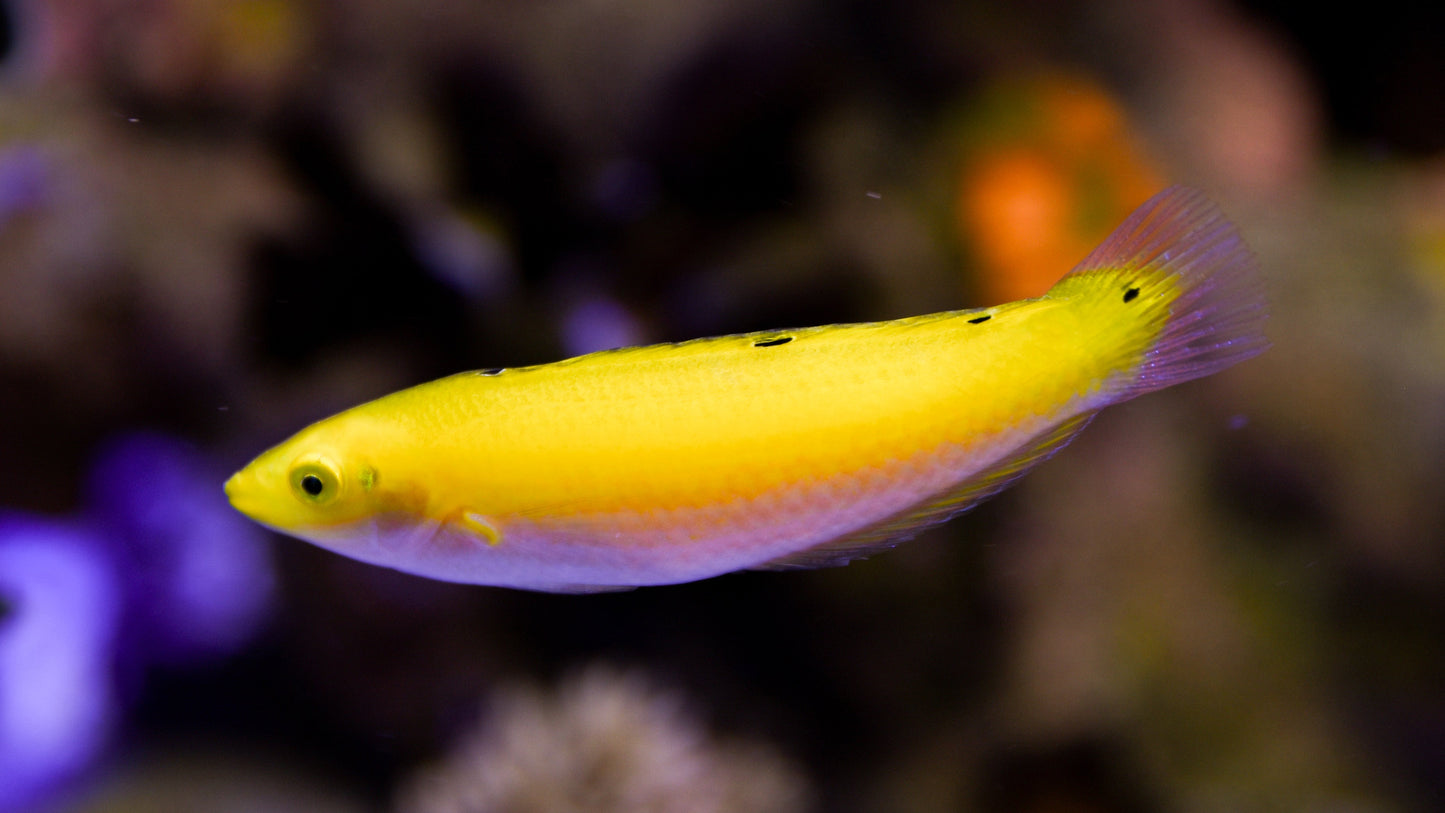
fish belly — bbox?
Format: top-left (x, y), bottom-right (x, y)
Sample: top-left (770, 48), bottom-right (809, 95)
top-left (435, 426), bottom-right (1047, 590)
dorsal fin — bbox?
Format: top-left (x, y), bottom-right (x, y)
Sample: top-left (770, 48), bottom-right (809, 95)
top-left (754, 412), bottom-right (1096, 570)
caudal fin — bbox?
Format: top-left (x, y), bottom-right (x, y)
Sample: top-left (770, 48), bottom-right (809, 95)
top-left (1051, 186), bottom-right (1270, 398)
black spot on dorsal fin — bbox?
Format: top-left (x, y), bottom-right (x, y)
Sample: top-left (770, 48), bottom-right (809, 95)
top-left (1123, 287), bottom-right (1140, 303)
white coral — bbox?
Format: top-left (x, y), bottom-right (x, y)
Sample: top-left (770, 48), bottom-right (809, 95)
top-left (397, 666), bottom-right (811, 813)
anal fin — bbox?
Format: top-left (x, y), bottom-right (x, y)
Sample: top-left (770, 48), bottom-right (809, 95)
top-left (524, 583), bottom-right (639, 594)
top-left (755, 412), bottom-right (1096, 571)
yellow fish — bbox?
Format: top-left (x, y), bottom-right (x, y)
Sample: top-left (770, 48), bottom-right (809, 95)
top-left (225, 187), bottom-right (1267, 591)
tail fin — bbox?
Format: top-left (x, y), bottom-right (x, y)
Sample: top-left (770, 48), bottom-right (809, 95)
top-left (1048, 186), bottom-right (1270, 398)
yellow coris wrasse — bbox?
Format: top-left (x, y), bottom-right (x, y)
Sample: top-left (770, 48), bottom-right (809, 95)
top-left (225, 187), bottom-right (1268, 592)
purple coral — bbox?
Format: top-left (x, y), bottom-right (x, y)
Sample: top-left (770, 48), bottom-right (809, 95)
top-left (85, 433), bottom-right (274, 666)
top-left (0, 432), bottom-right (275, 811)
top-left (0, 518), bottom-right (120, 813)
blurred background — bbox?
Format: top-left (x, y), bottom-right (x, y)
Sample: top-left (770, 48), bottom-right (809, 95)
top-left (2, 0), bottom-right (1443, 810)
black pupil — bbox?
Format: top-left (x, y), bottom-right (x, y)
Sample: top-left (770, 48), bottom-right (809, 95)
top-left (301, 474), bottom-right (325, 496)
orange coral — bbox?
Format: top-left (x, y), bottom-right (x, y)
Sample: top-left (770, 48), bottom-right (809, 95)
top-left (956, 75), bottom-right (1164, 303)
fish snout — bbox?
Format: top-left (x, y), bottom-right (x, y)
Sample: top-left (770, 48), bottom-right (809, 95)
top-left (223, 469), bottom-right (266, 522)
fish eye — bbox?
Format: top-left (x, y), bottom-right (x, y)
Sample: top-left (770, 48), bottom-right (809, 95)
top-left (289, 455), bottom-right (343, 505)
top-left (300, 474), bottom-right (324, 496)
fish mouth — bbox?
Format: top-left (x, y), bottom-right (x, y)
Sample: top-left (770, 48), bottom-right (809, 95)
top-left (223, 469), bottom-right (269, 524)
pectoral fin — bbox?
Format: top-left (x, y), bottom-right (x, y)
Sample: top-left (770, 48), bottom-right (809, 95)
top-left (457, 510), bottom-right (502, 546)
